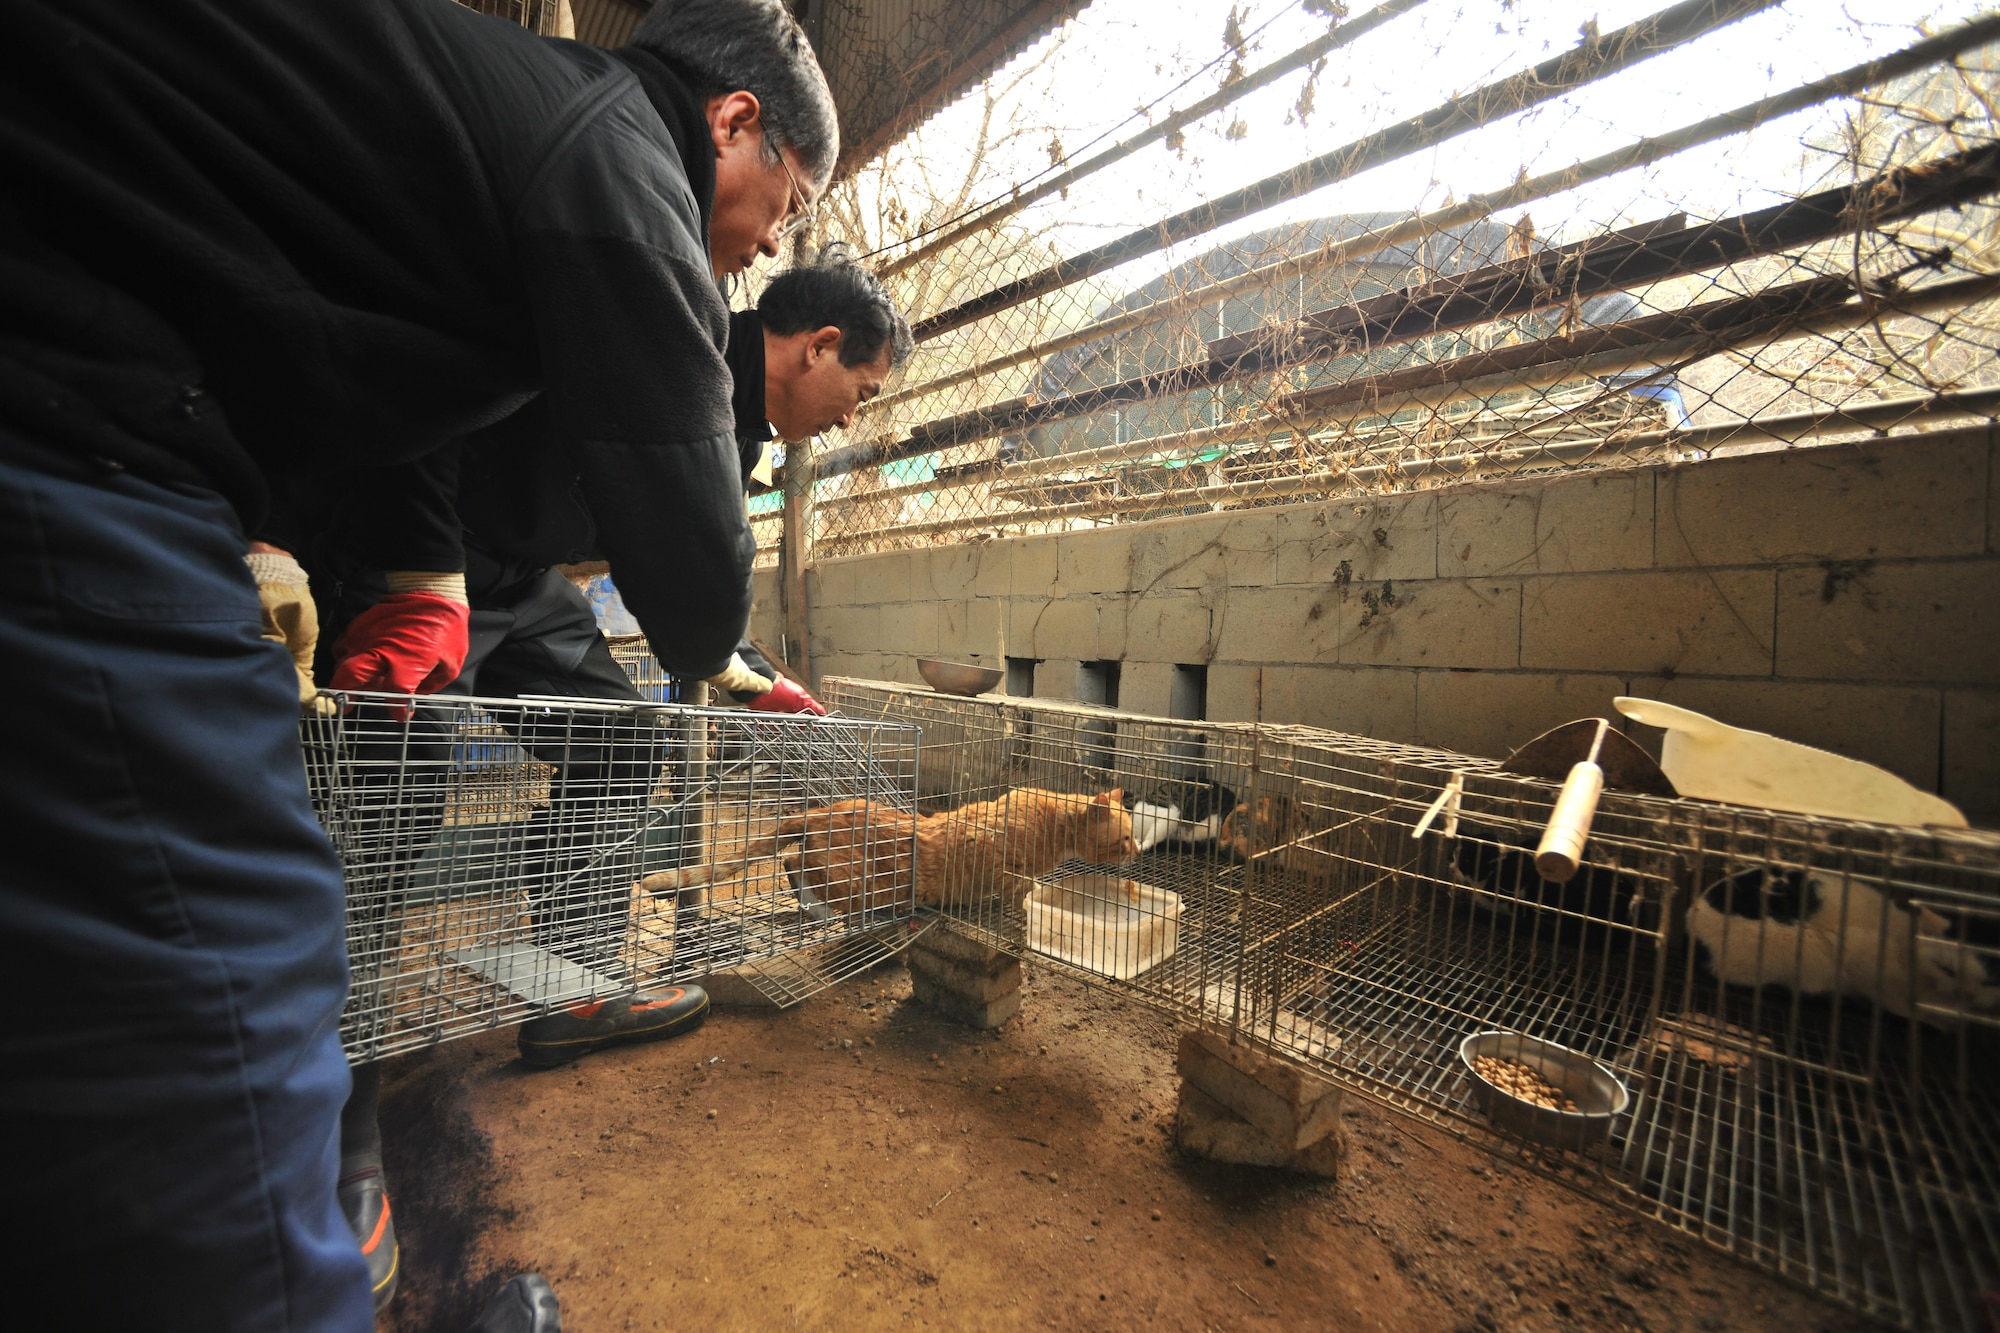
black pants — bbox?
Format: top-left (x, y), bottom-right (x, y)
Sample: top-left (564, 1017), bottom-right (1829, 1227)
top-left (324, 566), bottom-right (653, 993)
top-left (446, 567), bottom-right (653, 966)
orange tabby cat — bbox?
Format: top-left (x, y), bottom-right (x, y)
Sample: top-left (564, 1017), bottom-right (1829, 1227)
top-left (1220, 792), bottom-right (1338, 885)
top-left (644, 788), bottom-right (1139, 915)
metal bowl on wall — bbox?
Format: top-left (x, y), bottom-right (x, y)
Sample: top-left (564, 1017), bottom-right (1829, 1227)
top-left (918, 658), bottom-right (1003, 696)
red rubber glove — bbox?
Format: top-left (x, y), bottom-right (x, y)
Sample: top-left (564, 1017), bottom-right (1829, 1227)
top-left (746, 675), bottom-right (826, 715)
top-left (329, 591), bottom-right (470, 698)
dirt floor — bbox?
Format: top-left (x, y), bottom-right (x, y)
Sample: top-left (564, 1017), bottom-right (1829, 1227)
top-left (375, 962), bottom-right (1874, 1333)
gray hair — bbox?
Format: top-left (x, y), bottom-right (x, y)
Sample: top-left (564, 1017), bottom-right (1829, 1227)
top-left (631, 0), bottom-right (840, 187)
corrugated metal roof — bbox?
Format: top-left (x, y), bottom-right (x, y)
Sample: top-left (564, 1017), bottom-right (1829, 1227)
top-left (565, 0), bottom-right (1084, 177)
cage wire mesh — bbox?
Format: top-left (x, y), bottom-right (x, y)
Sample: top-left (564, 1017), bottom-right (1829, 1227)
top-left (825, 676), bottom-right (2000, 1333)
top-left (745, 0), bottom-right (2000, 568)
top-left (302, 690), bottom-right (920, 1060)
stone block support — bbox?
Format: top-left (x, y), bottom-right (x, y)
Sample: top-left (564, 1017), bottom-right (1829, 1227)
top-left (906, 927), bottom-right (1023, 1030)
top-left (1174, 1029), bottom-right (1343, 1176)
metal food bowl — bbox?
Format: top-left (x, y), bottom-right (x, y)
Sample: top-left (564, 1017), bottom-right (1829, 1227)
top-left (1459, 1030), bottom-right (1630, 1152)
top-left (918, 658), bottom-right (1003, 696)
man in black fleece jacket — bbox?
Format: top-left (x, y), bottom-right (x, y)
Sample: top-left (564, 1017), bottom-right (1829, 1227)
top-left (0, 1), bottom-right (836, 1329)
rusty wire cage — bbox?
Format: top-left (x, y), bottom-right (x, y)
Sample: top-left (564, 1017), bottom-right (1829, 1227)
top-left (825, 676), bottom-right (2000, 1332)
top-left (303, 690), bottom-right (920, 1060)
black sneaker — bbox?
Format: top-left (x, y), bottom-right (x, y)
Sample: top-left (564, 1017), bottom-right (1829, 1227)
top-left (517, 986), bottom-right (710, 1069)
top-left (469, 1273), bottom-right (560, 1333)
top-left (336, 1156), bottom-right (399, 1313)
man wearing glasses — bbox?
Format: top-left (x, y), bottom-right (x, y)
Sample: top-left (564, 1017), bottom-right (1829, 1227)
top-left (0, 0), bottom-right (835, 1329)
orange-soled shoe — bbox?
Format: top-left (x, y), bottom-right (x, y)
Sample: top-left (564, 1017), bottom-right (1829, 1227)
top-left (516, 987), bottom-right (710, 1069)
top-left (337, 1157), bottom-right (399, 1312)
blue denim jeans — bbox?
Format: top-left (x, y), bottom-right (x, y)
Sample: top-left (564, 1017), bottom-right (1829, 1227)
top-left (0, 431), bottom-right (371, 1331)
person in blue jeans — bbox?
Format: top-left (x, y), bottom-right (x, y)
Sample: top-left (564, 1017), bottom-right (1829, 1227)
top-left (0, 0), bottom-right (837, 1327)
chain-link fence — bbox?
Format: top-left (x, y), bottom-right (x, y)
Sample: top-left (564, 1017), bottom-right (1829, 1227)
top-left (762, 0), bottom-right (2000, 565)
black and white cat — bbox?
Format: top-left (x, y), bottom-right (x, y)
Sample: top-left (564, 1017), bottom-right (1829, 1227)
top-left (1126, 780), bottom-right (1238, 854)
top-left (1443, 823), bottom-right (1649, 948)
top-left (1688, 866), bottom-right (2000, 1029)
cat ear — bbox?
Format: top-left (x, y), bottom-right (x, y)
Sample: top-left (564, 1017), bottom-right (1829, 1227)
top-left (1095, 788), bottom-right (1124, 806)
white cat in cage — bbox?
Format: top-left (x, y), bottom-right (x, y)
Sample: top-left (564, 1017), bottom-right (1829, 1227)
top-left (1687, 865), bottom-right (2000, 1030)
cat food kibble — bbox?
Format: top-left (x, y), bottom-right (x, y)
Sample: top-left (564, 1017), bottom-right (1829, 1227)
top-left (1474, 1055), bottom-right (1581, 1112)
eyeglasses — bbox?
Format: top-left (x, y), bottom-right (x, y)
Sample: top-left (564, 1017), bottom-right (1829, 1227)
top-left (776, 150), bottom-right (815, 240)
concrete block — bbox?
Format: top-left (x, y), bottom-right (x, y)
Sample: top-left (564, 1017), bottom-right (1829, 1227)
top-left (1034, 598), bottom-right (1100, 660)
top-left (1123, 513), bottom-right (1270, 587)
top-left (817, 551), bottom-right (909, 607)
top-left (1258, 665), bottom-right (1419, 740)
top-left (906, 948), bottom-right (1023, 1004)
top-left (972, 541), bottom-right (1011, 597)
top-left (1775, 558), bottom-right (2000, 686)
top-left (909, 927), bottom-right (1016, 971)
top-left (1341, 578), bottom-right (1520, 670)
top-left (808, 604), bottom-right (880, 660)
top-left (1415, 671), bottom-right (1630, 761)
top-left (1206, 664), bottom-right (1264, 723)
top-left (1010, 536), bottom-right (1060, 596)
top-left (1004, 600), bottom-right (1048, 659)
top-left (1058, 530), bottom-right (1131, 594)
top-left (1114, 595), bottom-right (1213, 662)
top-left (937, 599), bottom-right (1002, 661)
top-left (908, 971), bottom-right (1022, 1030)
top-left (747, 592), bottom-right (784, 652)
top-left (1273, 494), bottom-right (1436, 585)
top-left (1213, 586), bottom-right (1338, 664)
top-left (1438, 471), bottom-right (1653, 578)
top-left (1648, 678), bottom-right (1943, 794)
top-left (1175, 1082), bottom-right (1342, 1177)
top-left (1119, 661), bottom-right (1176, 718)
top-left (1094, 598), bottom-right (1128, 661)
top-left (1175, 1030), bottom-right (1342, 1150)
top-left (1033, 660), bottom-right (1079, 701)
top-left (820, 652), bottom-right (901, 687)
top-left (877, 599), bottom-right (939, 655)
top-left (751, 567), bottom-right (781, 611)
top-left (1943, 690), bottom-right (2000, 827)
top-left (811, 653), bottom-right (858, 686)
top-left (1521, 569), bottom-right (1776, 676)
top-left (1658, 431), bottom-right (1990, 568)
top-left (912, 543), bottom-right (981, 601)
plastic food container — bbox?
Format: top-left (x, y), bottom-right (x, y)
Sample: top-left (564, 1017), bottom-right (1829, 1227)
top-left (1026, 874), bottom-right (1180, 980)
top-left (1459, 1030), bottom-right (1630, 1152)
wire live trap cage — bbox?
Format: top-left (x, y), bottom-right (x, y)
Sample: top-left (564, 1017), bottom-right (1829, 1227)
top-left (301, 691), bottom-right (920, 1062)
top-left (825, 677), bottom-right (2000, 1332)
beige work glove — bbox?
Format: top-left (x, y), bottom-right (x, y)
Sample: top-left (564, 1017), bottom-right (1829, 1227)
top-left (244, 550), bottom-right (331, 713)
top-left (707, 652), bottom-right (775, 698)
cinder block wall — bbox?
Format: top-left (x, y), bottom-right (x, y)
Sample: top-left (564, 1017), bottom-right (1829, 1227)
top-left (753, 426), bottom-right (2000, 824)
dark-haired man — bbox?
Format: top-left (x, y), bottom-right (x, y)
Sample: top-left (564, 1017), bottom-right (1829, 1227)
top-left (0, 0), bottom-right (836, 1328)
top-left (318, 248), bottom-right (913, 1312)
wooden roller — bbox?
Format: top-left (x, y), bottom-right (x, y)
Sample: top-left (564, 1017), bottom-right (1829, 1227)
top-left (1533, 719), bottom-right (1609, 883)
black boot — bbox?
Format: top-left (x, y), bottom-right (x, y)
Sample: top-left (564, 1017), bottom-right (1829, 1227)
top-left (517, 985), bottom-right (709, 1069)
top-left (338, 1063), bottom-right (399, 1312)
top-left (469, 1274), bottom-right (560, 1333)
